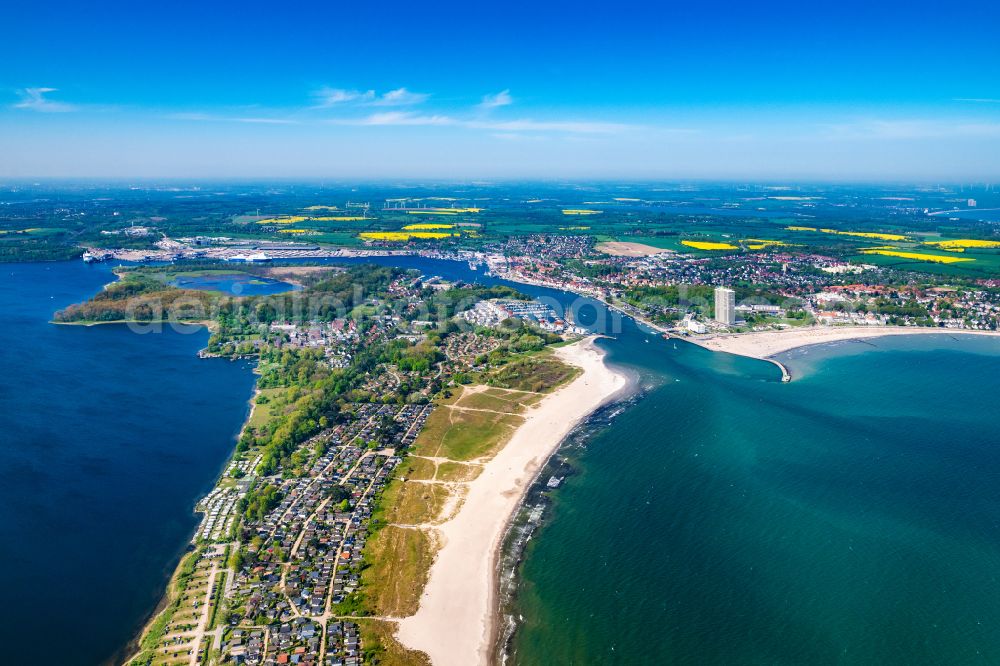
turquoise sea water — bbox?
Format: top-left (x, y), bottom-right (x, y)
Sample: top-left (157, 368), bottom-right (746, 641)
top-left (319, 258), bottom-right (1000, 663)
top-left (510, 332), bottom-right (1000, 665)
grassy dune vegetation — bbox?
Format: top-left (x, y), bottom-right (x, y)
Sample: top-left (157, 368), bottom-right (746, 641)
top-left (356, 620), bottom-right (431, 666)
top-left (484, 353), bottom-right (581, 393)
top-left (378, 481), bottom-right (451, 525)
top-left (396, 456), bottom-right (437, 481)
top-left (360, 526), bottom-right (437, 616)
top-left (434, 460), bottom-right (481, 482)
top-left (354, 353), bottom-right (582, 661)
top-left (412, 407), bottom-right (523, 461)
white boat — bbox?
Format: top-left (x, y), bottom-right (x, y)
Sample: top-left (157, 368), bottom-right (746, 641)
top-left (224, 252), bottom-right (271, 263)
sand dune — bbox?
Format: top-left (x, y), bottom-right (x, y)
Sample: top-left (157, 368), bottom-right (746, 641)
top-left (395, 337), bottom-right (629, 665)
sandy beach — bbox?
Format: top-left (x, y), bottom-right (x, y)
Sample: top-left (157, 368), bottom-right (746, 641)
top-left (394, 337), bottom-right (629, 666)
top-left (695, 325), bottom-right (1000, 360)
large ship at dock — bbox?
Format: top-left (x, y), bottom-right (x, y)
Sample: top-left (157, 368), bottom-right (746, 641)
top-left (81, 250), bottom-right (111, 263)
top-left (224, 252), bottom-right (272, 263)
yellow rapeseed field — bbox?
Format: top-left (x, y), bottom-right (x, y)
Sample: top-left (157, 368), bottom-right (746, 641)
top-left (359, 231), bottom-right (455, 241)
top-left (681, 240), bottom-right (738, 251)
top-left (406, 231), bottom-right (455, 239)
top-left (311, 216), bottom-right (367, 221)
top-left (562, 209), bottom-right (602, 215)
top-left (746, 239), bottom-right (791, 250)
top-left (925, 239), bottom-right (1000, 249)
top-left (256, 215), bottom-right (308, 225)
top-left (859, 249), bottom-right (973, 264)
top-left (559, 226), bottom-right (591, 231)
top-left (302, 205), bottom-right (339, 211)
top-left (406, 210), bottom-right (458, 216)
top-left (359, 232), bottom-right (410, 241)
top-left (786, 226), bottom-right (908, 241)
top-left (402, 223), bottom-right (455, 230)
top-left (822, 229), bottom-right (909, 241)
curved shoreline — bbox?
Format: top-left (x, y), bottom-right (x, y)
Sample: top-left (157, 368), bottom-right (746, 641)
top-left (394, 337), bottom-right (631, 665)
top-left (119, 365), bottom-right (257, 665)
top-left (491, 379), bottom-right (641, 665)
top-left (686, 326), bottom-right (1000, 379)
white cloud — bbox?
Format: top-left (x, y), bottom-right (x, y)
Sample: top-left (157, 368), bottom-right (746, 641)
top-left (346, 111), bottom-right (455, 126)
top-left (311, 86), bottom-right (428, 108)
top-left (13, 87), bottom-right (76, 112)
top-left (312, 87), bottom-right (376, 107)
top-left (333, 112), bottom-right (631, 134)
top-left (370, 87), bottom-right (429, 106)
top-left (479, 89), bottom-right (513, 109)
top-left (168, 103), bottom-right (631, 135)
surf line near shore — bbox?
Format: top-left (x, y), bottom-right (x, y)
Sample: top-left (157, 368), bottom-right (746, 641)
top-left (394, 336), bottom-right (631, 666)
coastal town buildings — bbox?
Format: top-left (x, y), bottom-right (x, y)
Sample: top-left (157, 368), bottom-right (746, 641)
top-left (137, 265), bottom-right (583, 666)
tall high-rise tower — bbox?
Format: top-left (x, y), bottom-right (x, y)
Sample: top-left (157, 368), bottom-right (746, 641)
top-left (715, 287), bottom-right (736, 325)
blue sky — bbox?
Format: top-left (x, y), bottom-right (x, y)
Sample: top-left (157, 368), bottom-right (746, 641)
top-left (3, 0), bottom-right (1000, 180)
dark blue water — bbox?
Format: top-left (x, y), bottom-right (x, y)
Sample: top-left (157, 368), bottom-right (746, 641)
top-left (934, 209), bottom-right (1000, 222)
top-left (0, 262), bottom-right (256, 665)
